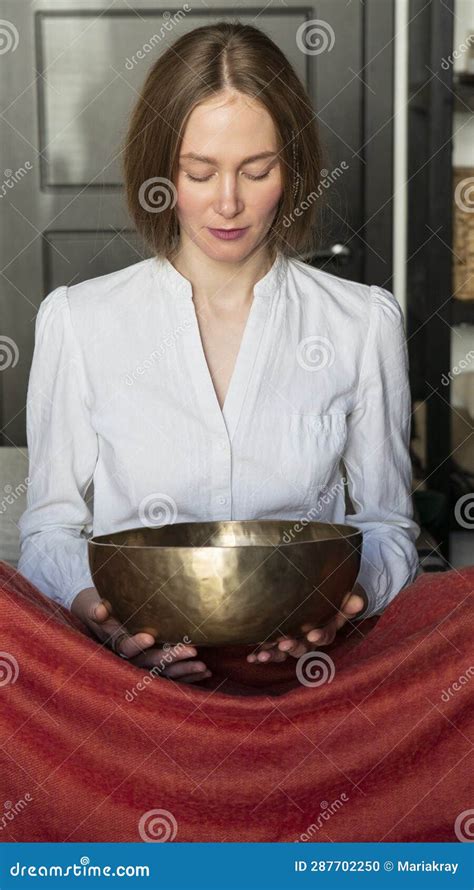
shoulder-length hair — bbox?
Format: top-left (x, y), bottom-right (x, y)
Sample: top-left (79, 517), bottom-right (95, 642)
top-left (121, 20), bottom-right (329, 262)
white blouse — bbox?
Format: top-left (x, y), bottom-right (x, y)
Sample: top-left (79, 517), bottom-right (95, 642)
top-left (18, 251), bottom-right (421, 619)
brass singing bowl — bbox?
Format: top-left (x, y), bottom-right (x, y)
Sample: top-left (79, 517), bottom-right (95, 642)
top-left (88, 520), bottom-right (362, 647)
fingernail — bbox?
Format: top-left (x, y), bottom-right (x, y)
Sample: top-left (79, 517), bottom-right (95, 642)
top-left (308, 630), bottom-right (322, 642)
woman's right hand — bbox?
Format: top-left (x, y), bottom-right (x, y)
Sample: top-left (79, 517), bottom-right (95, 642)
top-left (71, 587), bottom-right (212, 684)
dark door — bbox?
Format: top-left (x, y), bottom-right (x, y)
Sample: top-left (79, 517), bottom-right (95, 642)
top-left (406, 0), bottom-right (455, 559)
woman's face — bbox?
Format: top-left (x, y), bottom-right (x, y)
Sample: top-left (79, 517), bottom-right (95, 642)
top-left (175, 89), bottom-right (283, 261)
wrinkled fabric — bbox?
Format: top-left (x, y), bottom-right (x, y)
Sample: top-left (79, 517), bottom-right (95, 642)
top-left (18, 252), bottom-right (419, 618)
top-left (1, 561), bottom-right (472, 843)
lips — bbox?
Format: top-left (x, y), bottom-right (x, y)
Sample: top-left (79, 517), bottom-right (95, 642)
top-left (207, 226), bottom-right (249, 240)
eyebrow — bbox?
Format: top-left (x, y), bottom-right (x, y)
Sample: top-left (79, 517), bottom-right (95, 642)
top-left (180, 151), bottom-right (278, 164)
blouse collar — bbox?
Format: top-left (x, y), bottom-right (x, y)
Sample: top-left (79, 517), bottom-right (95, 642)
top-left (152, 250), bottom-right (288, 301)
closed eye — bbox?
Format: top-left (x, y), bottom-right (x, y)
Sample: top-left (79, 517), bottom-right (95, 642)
top-left (184, 170), bottom-right (271, 183)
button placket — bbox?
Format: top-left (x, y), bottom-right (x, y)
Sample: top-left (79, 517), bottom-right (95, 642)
top-left (152, 252), bottom-right (288, 521)
top-left (211, 433), bottom-right (231, 514)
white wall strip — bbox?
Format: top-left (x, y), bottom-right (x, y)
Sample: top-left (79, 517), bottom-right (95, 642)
top-left (393, 0), bottom-right (409, 321)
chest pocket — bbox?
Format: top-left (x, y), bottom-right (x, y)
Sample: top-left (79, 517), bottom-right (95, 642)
top-left (249, 411), bottom-right (348, 516)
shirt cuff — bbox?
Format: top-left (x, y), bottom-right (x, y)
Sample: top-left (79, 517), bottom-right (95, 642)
top-left (352, 548), bottom-right (422, 621)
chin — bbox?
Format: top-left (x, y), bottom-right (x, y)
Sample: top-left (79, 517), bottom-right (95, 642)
top-left (198, 235), bottom-right (257, 261)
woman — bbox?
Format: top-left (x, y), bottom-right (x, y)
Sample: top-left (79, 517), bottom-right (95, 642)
top-left (17, 22), bottom-right (420, 681)
top-left (4, 22), bottom-right (472, 843)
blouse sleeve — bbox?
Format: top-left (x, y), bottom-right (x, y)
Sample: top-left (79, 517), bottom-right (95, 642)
top-left (17, 286), bottom-right (99, 610)
top-left (343, 284), bottom-right (422, 619)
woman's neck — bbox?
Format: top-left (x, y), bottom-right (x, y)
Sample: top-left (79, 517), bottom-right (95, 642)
top-left (168, 242), bottom-right (276, 310)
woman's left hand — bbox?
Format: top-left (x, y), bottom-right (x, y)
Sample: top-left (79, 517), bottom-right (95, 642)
top-left (246, 583), bottom-right (368, 663)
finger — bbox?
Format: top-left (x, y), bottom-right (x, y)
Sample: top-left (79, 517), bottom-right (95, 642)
top-left (91, 610), bottom-right (155, 657)
top-left (257, 649), bottom-right (288, 664)
top-left (177, 670), bottom-right (213, 684)
top-left (247, 645), bottom-right (288, 662)
top-left (280, 639), bottom-right (310, 658)
top-left (91, 615), bottom-right (127, 647)
top-left (98, 620), bottom-right (156, 658)
top-left (129, 654), bottom-right (212, 683)
top-left (114, 631), bottom-right (160, 659)
top-left (130, 645), bottom-right (198, 669)
top-left (164, 660), bottom-right (210, 680)
top-left (248, 650), bottom-right (271, 662)
top-left (91, 601), bottom-right (158, 655)
top-left (342, 594), bottom-right (366, 616)
top-left (340, 591), bottom-right (353, 611)
top-left (306, 622), bottom-right (337, 645)
top-left (303, 594), bottom-right (364, 646)
top-left (253, 634), bottom-right (287, 652)
top-left (90, 598), bottom-right (113, 623)
top-left (246, 641), bottom-right (278, 660)
top-left (334, 610), bottom-right (350, 631)
top-left (250, 625), bottom-right (300, 661)
top-left (301, 622), bottom-right (314, 633)
top-left (314, 627), bottom-right (337, 646)
top-left (277, 637), bottom-right (299, 652)
top-left (305, 624), bottom-right (330, 643)
top-left (331, 595), bottom-right (365, 634)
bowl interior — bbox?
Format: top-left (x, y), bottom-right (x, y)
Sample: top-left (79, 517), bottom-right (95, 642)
top-left (89, 518), bottom-right (361, 550)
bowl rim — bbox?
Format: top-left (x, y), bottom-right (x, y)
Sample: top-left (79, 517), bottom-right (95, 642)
top-left (87, 519), bottom-right (363, 550)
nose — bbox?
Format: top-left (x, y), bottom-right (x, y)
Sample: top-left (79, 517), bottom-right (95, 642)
top-left (212, 172), bottom-right (244, 219)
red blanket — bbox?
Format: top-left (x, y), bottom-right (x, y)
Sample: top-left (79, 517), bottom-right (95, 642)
top-left (0, 561), bottom-right (472, 843)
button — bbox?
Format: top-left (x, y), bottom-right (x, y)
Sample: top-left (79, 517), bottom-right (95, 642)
top-left (217, 496), bottom-right (227, 505)
top-left (218, 440), bottom-right (227, 450)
